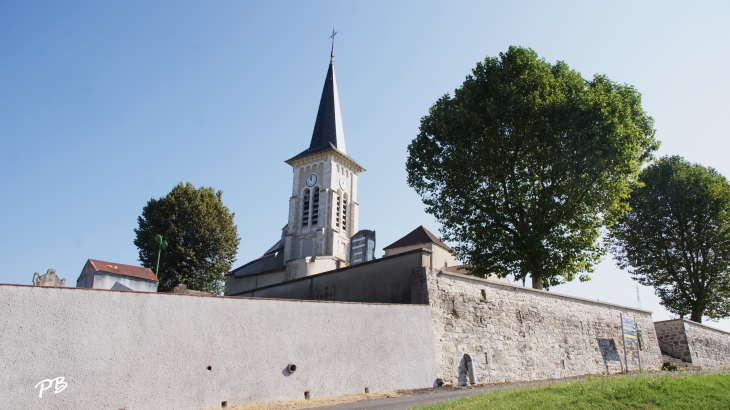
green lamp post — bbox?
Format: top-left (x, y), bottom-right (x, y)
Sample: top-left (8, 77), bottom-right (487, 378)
top-left (154, 234), bottom-right (168, 279)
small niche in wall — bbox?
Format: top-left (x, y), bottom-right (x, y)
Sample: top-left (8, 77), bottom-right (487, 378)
top-left (304, 391), bottom-right (311, 400)
top-left (480, 289), bottom-right (487, 300)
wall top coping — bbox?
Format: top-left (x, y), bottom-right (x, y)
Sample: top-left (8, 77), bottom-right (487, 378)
top-left (654, 318), bottom-right (730, 336)
top-left (437, 270), bottom-right (654, 315)
top-left (0, 283), bottom-right (427, 308)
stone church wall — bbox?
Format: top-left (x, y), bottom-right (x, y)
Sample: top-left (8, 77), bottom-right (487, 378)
top-left (0, 284), bottom-right (436, 409)
top-left (420, 269), bottom-right (664, 385)
top-left (655, 319), bottom-right (730, 369)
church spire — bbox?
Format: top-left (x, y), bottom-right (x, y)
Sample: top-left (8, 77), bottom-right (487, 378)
top-left (308, 33), bottom-right (346, 154)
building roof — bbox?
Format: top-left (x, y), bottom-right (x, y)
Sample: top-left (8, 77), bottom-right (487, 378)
top-left (110, 282), bottom-right (133, 291)
top-left (309, 53), bottom-right (346, 154)
top-left (228, 223), bottom-right (291, 278)
top-left (232, 246), bottom-right (281, 272)
top-left (285, 49), bottom-right (362, 168)
top-left (383, 225), bottom-right (452, 251)
top-left (87, 259), bottom-right (158, 282)
top-left (285, 142), bottom-right (365, 172)
top-left (442, 265), bottom-right (470, 274)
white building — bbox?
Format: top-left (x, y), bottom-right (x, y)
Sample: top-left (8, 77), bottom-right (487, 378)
top-left (76, 259), bottom-right (158, 292)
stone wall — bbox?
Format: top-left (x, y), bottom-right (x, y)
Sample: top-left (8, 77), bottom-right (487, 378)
top-left (32, 269), bottom-right (66, 287)
top-left (686, 320), bottom-right (730, 369)
top-left (653, 320), bottom-right (692, 362)
top-left (0, 284), bottom-right (436, 409)
top-left (655, 319), bottom-right (730, 369)
top-left (420, 269), bottom-right (663, 385)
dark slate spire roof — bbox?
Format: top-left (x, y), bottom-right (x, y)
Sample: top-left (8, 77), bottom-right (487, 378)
top-left (383, 226), bottom-right (452, 251)
top-left (287, 48), bottom-right (355, 165)
top-left (308, 57), bottom-right (346, 153)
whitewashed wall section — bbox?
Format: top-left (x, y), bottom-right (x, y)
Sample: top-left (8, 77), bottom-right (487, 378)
top-left (0, 285), bottom-right (436, 410)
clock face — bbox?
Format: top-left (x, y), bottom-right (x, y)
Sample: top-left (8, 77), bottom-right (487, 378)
top-left (339, 177), bottom-right (348, 191)
top-left (306, 173), bottom-right (317, 187)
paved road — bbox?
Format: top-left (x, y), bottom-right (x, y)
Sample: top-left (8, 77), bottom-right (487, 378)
top-left (314, 378), bottom-right (578, 410)
top-left (314, 387), bottom-right (490, 410)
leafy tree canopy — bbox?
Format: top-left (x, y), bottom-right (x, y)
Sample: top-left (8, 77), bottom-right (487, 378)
top-left (609, 156), bottom-right (730, 323)
top-left (134, 182), bottom-right (240, 294)
top-left (407, 46), bottom-right (658, 289)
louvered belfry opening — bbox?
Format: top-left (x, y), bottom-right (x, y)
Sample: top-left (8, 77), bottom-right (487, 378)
top-left (335, 194), bottom-right (341, 228)
top-left (311, 187), bottom-right (320, 226)
top-left (302, 189), bottom-right (310, 227)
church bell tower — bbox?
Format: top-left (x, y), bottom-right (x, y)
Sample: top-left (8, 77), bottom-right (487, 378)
top-left (282, 44), bottom-right (365, 279)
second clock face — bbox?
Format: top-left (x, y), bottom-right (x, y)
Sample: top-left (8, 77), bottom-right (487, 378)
top-left (306, 173), bottom-right (317, 187)
top-left (339, 177), bottom-right (348, 191)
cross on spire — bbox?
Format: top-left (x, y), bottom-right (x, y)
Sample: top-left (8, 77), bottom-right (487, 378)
top-left (329, 28), bottom-right (339, 61)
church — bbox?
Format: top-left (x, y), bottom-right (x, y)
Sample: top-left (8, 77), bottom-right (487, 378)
top-left (224, 44), bottom-right (464, 296)
top-left (215, 45), bottom-right (716, 392)
top-left (216, 46), bottom-right (688, 389)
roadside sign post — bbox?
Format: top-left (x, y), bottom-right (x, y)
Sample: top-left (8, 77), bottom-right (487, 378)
top-left (621, 313), bottom-right (628, 373)
top-left (620, 314), bottom-right (641, 373)
top-left (638, 337), bottom-right (642, 372)
top-left (637, 324), bottom-right (642, 372)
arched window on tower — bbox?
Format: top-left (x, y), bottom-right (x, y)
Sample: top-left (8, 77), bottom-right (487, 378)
top-left (302, 189), bottom-right (310, 227)
top-left (341, 194), bottom-right (348, 231)
top-left (311, 187), bottom-right (319, 226)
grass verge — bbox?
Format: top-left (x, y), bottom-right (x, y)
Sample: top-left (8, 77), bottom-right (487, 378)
top-left (417, 372), bottom-right (730, 410)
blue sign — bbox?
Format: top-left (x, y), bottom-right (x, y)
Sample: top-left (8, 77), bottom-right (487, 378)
top-left (622, 317), bottom-right (638, 344)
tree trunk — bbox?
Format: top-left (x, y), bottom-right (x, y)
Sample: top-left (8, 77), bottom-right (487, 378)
top-left (690, 309), bottom-right (703, 323)
top-left (531, 274), bottom-right (544, 290)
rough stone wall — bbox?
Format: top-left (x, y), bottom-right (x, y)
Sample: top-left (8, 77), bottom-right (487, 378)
top-left (680, 320), bottom-right (730, 369)
top-left (0, 284), bottom-right (436, 410)
top-left (32, 269), bottom-right (66, 287)
top-left (172, 283), bottom-right (214, 296)
top-left (653, 320), bottom-right (692, 362)
top-left (654, 320), bottom-right (730, 369)
top-left (422, 269), bottom-right (663, 385)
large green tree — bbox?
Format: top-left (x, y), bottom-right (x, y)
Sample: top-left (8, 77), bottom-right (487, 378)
top-left (609, 156), bottom-right (730, 323)
top-left (134, 182), bottom-right (240, 294)
top-left (407, 46), bottom-right (658, 289)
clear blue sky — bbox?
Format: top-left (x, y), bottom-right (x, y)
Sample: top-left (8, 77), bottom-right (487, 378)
top-left (2, 1), bottom-right (729, 330)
